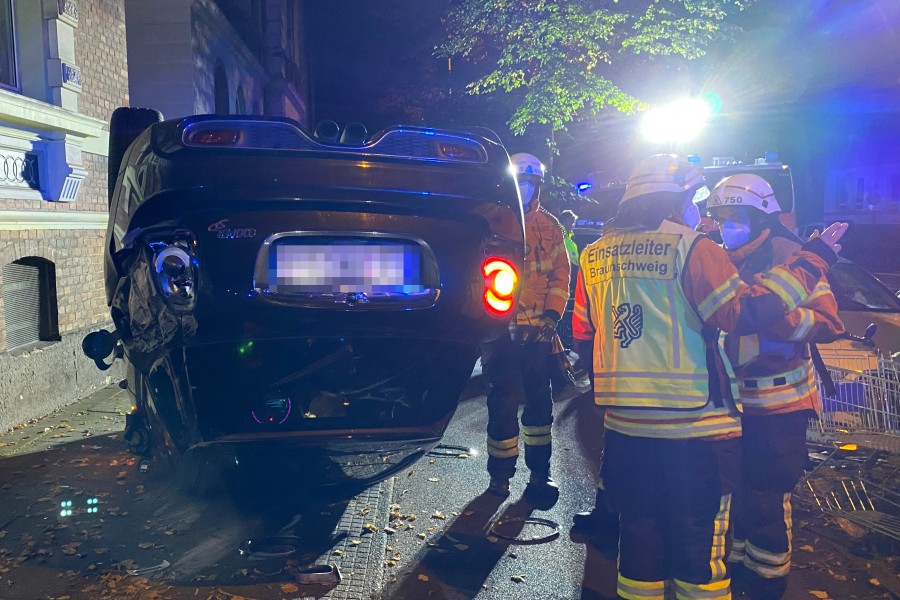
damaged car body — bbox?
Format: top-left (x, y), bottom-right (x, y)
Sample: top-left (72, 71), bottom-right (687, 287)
top-left (84, 109), bottom-right (524, 491)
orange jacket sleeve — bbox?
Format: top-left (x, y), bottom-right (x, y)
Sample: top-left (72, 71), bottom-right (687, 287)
top-left (682, 237), bottom-right (834, 335)
top-left (765, 275), bottom-right (844, 343)
top-left (572, 266), bottom-right (594, 341)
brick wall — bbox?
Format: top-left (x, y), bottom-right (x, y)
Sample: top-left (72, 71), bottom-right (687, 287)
top-left (75, 0), bottom-right (129, 123)
top-left (0, 228), bottom-right (108, 344)
top-left (81, 152), bottom-right (111, 213)
top-left (0, 1), bottom-right (129, 429)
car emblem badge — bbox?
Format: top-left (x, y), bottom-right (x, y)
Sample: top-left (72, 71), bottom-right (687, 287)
top-left (207, 219), bottom-right (257, 239)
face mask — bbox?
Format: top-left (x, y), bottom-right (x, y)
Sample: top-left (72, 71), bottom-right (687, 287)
top-left (518, 182), bottom-right (536, 211)
top-left (681, 201), bottom-right (701, 230)
top-left (720, 220), bottom-right (752, 249)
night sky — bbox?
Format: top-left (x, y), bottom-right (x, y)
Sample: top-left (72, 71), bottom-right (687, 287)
top-left (304, 0), bottom-right (900, 184)
top-left (305, 1), bottom-right (452, 132)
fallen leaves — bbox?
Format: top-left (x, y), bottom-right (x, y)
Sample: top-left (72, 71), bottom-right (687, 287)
top-left (61, 543), bottom-right (80, 555)
top-left (833, 517), bottom-right (867, 539)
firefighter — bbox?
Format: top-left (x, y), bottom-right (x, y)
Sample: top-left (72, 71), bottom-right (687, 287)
top-left (707, 174), bottom-right (844, 600)
top-left (558, 209), bottom-right (580, 272)
top-left (571, 154), bottom-right (847, 600)
top-left (549, 209), bottom-right (582, 391)
top-left (481, 152), bottom-right (570, 506)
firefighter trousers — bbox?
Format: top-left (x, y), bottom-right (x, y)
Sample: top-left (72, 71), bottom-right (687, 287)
top-left (481, 332), bottom-right (553, 480)
top-left (729, 411), bottom-right (810, 599)
top-left (602, 430), bottom-right (741, 600)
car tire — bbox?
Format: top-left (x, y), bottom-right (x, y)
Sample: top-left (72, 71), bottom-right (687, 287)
top-left (107, 107), bottom-right (163, 204)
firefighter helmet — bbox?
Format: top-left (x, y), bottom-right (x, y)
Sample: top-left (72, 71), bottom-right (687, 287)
top-left (708, 173), bottom-right (782, 215)
top-left (620, 154), bottom-right (705, 204)
top-left (510, 153), bottom-right (545, 180)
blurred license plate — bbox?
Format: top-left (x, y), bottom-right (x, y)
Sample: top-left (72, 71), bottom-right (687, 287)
top-left (268, 240), bottom-right (425, 294)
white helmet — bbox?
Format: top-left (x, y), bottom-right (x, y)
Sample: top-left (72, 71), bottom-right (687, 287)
top-left (708, 173), bottom-right (781, 215)
top-left (620, 154), bottom-right (705, 204)
top-left (510, 152), bottom-right (545, 180)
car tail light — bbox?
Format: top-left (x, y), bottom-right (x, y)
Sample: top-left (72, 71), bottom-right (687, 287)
top-left (187, 128), bottom-right (241, 145)
top-left (439, 142), bottom-right (482, 161)
top-left (483, 257), bottom-right (518, 317)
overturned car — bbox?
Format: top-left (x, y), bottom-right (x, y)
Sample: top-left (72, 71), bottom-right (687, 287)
top-left (84, 109), bottom-right (524, 491)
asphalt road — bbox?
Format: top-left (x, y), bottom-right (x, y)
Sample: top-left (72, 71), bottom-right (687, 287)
top-left (0, 381), bottom-right (896, 600)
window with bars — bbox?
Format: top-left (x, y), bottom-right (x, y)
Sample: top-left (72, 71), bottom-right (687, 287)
top-left (2, 257), bottom-right (59, 350)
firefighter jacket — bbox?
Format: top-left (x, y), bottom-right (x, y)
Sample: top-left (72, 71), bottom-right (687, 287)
top-left (572, 218), bottom-right (838, 440)
top-left (516, 207), bottom-right (570, 326)
top-left (724, 224), bottom-right (844, 416)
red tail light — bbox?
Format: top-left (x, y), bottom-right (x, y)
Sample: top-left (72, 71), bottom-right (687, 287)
top-left (187, 129), bottom-right (241, 145)
top-left (483, 257), bottom-right (518, 317)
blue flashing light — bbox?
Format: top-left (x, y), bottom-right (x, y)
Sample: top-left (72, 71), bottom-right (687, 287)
top-left (687, 154), bottom-right (702, 165)
top-left (576, 182), bottom-right (593, 193)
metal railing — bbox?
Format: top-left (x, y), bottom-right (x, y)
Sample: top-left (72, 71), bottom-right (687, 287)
top-left (805, 352), bottom-right (900, 540)
top-left (809, 352), bottom-right (900, 452)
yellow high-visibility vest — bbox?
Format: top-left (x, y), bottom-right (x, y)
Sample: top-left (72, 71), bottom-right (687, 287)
top-left (579, 220), bottom-right (739, 409)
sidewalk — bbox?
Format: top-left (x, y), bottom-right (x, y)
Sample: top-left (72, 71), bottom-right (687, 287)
top-left (0, 381), bottom-right (130, 459)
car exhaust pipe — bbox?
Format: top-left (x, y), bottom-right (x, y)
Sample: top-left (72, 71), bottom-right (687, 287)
top-left (314, 120), bottom-right (341, 144)
top-left (339, 122), bottom-right (368, 146)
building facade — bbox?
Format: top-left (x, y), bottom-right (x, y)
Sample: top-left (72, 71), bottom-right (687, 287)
top-left (124, 0), bottom-right (309, 125)
top-left (0, 0), bottom-right (127, 433)
top-left (0, 0), bottom-right (311, 433)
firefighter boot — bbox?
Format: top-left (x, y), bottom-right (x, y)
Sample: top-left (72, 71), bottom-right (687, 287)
top-left (487, 477), bottom-right (511, 498)
top-left (571, 488), bottom-right (619, 538)
top-left (524, 471), bottom-right (559, 508)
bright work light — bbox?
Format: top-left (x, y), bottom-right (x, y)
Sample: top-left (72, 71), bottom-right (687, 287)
top-left (640, 98), bottom-right (711, 144)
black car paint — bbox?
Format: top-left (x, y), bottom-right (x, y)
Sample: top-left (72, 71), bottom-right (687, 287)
top-left (97, 115), bottom-right (525, 490)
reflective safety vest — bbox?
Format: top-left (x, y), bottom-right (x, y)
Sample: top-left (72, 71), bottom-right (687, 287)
top-left (560, 227), bottom-right (579, 266)
top-left (579, 220), bottom-right (739, 410)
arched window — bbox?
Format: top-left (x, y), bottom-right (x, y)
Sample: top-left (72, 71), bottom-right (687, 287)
top-left (235, 85), bottom-right (246, 115)
top-left (214, 62), bottom-right (229, 115)
top-left (2, 257), bottom-right (59, 350)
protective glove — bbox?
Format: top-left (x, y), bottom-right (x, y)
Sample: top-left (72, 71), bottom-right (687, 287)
top-left (535, 311), bottom-right (559, 343)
